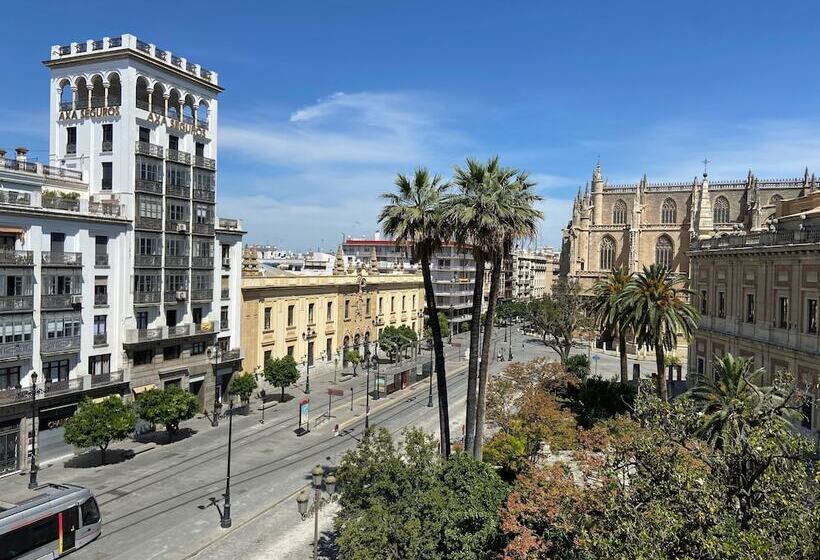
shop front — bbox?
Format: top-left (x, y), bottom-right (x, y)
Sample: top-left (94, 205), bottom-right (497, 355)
top-left (38, 403), bottom-right (77, 464)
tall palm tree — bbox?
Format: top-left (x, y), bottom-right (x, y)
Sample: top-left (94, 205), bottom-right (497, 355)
top-left (444, 157), bottom-right (500, 455)
top-left (591, 267), bottom-right (633, 384)
top-left (379, 168), bottom-right (451, 456)
top-left (473, 171), bottom-right (541, 460)
top-left (687, 353), bottom-right (798, 450)
top-left (618, 264), bottom-right (700, 401)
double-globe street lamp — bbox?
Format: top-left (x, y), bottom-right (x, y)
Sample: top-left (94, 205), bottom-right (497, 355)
top-left (296, 465), bottom-right (337, 560)
top-left (302, 327), bottom-right (316, 394)
top-left (220, 398), bottom-right (235, 528)
top-left (19, 372), bottom-right (45, 489)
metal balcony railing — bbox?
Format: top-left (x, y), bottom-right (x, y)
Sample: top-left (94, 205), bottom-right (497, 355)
top-left (217, 218), bottom-right (239, 230)
top-left (193, 223), bottom-right (214, 235)
top-left (190, 289), bottom-right (212, 301)
top-left (193, 188), bottom-right (215, 202)
top-left (0, 250), bottom-right (33, 266)
top-left (42, 252), bottom-right (82, 266)
top-left (0, 295), bottom-right (33, 313)
top-left (89, 201), bottom-right (123, 217)
top-left (41, 294), bottom-right (81, 310)
top-left (134, 291), bottom-right (161, 304)
top-left (0, 340), bottom-right (33, 360)
top-left (136, 216), bottom-right (163, 230)
top-left (164, 255), bottom-right (189, 268)
top-left (217, 348), bottom-right (242, 363)
top-left (167, 149), bottom-right (192, 165)
top-left (0, 189), bottom-right (31, 207)
top-left (135, 254), bottom-right (161, 267)
top-left (90, 369), bottom-right (124, 387)
top-left (221, 288), bottom-right (230, 299)
top-left (42, 197), bottom-right (80, 212)
top-left (166, 185), bottom-right (190, 199)
top-left (135, 178), bottom-right (163, 194)
top-left (94, 292), bottom-right (108, 306)
top-left (93, 333), bottom-right (107, 346)
top-left (95, 254), bottom-right (109, 267)
top-left (191, 257), bottom-right (213, 268)
top-left (166, 218), bottom-right (190, 232)
top-left (135, 141), bottom-right (164, 158)
top-left (193, 156), bottom-right (215, 170)
top-left (41, 336), bottom-right (81, 354)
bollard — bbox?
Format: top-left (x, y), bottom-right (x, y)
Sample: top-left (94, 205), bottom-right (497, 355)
top-left (350, 387), bottom-right (353, 411)
top-left (632, 363), bottom-right (640, 381)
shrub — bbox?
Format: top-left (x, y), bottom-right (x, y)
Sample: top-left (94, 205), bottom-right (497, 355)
top-left (567, 376), bottom-right (636, 428)
top-left (565, 354), bottom-right (590, 379)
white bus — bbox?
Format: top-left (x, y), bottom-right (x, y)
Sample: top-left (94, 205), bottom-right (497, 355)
top-left (0, 483), bottom-right (101, 559)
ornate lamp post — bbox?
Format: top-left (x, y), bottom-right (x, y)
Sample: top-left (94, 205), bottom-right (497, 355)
top-left (296, 465), bottom-right (337, 560)
top-left (210, 345), bottom-right (225, 428)
top-left (20, 372), bottom-right (45, 489)
top-left (302, 327), bottom-right (316, 394)
top-left (220, 399), bottom-right (235, 528)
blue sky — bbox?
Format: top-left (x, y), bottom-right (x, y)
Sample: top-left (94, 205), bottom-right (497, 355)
top-left (1, 1), bottom-right (819, 250)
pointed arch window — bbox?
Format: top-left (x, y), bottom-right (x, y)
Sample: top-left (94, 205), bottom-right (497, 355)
top-left (713, 196), bottom-right (730, 224)
top-left (655, 236), bottom-right (673, 268)
top-left (612, 200), bottom-right (627, 225)
top-left (599, 236), bottom-right (616, 271)
top-left (661, 198), bottom-right (677, 224)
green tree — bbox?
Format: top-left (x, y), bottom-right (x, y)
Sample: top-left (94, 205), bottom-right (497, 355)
top-left (591, 266), bottom-right (633, 384)
top-left (380, 168), bottom-right (452, 456)
top-left (137, 387), bottom-right (199, 441)
top-left (483, 432), bottom-right (528, 482)
top-left (264, 355), bottom-right (300, 401)
top-left (564, 354), bottom-right (590, 379)
top-left (336, 427), bottom-right (508, 559)
top-left (424, 311), bottom-right (450, 340)
top-left (618, 264), bottom-right (700, 400)
top-left (229, 372), bottom-right (258, 409)
top-left (528, 279), bottom-right (589, 365)
top-left (345, 349), bottom-right (362, 375)
top-left (63, 396), bottom-right (136, 465)
top-left (378, 325), bottom-right (403, 361)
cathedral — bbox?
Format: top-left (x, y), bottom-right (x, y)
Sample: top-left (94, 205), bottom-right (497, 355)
top-left (560, 162), bottom-right (810, 294)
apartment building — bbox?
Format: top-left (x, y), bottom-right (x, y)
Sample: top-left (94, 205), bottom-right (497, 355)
top-left (0, 34), bottom-right (244, 474)
top-left (504, 248), bottom-right (553, 301)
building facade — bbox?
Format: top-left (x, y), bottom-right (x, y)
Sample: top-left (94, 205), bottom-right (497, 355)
top-left (342, 237), bottom-right (491, 333)
top-left (504, 248), bottom-right (553, 301)
top-left (241, 253), bottom-right (425, 373)
top-left (688, 192), bottom-right (820, 433)
top-left (561, 162), bottom-right (806, 294)
top-left (0, 34), bottom-right (244, 475)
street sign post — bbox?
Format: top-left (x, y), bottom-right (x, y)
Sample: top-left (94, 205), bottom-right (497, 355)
top-left (327, 388), bottom-right (344, 416)
top-left (296, 398), bottom-right (310, 436)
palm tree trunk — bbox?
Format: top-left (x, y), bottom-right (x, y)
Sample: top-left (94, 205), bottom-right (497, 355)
top-left (464, 256), bottom-right (485, 455)
top-left (655, 345), bottom-right (668, 401)
top-left (619, 332), bottom-right (628, 384)
top-left (421, 257), bottom-right (450, 457)
top-left (474, 253), bottom-right (501, 460)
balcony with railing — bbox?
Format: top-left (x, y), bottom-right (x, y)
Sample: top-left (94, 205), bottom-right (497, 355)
top-left (135, 141), bottom-right (164, 158)
top-left (96, 254), bottom-right (109, 267)
top-left (136, 215), bottom-right (163, 231)
top-left (0, 369), bottom-right (127, 407)
top-left (136, 177), bottom-right (163, 194)
top-left (0, 340), bottom-right (33, 360)
top-left (0, 250), bottom-right (33, 266)
top-left (192, 222), bottom-right (214, 235)
top-left (193, 156), bottom-right (215, 170)
top-left (135, 254), bottom-right (162, 267)
top-left (0, 188), bottom-right (125, 219)
top-left (93, 333), bottom-right (107, 346)
top-left (42, 196), bottom-right (80, 212)
top-left (134, 291), bottom-right (161, 305)
top-left (191, 288), bottom-right (212, 302)
top-left (124, 321), bottom-right (219, 345)
top-left (221, 287), bottom-right (230, 299)
top-left (42, 252), bottom-right (82, 266)
top-left (42, 293), bottom-right (82, 310)
top-left (690, 229), bottom-right (820, 252)
top-left (166, 184), bottom-right (190, 199)
top-left (192, 188), bottom-right (215, 202)
top-left (2, 158), bottom-right (83, 182)
top-left (191, 256), bottom-right (213, 268)
top-left (164, 255), bottom-right (189, 268)
top-left (216, 348), bottom-right (242, 363)
top-left (166, 218), bottom-right (190, 233)
top-left (94, 292), bottom-right (108, 306)
top-left (167, 149), bottom-right (192, 165)
top-left (217, 218), bottom-right (241, 231)
top-left (41, 335), bottom-right (81, 354)
top-left (0, 295), bottom-right (33, 313)
top-left (165, 289), bottom-right (188, 302)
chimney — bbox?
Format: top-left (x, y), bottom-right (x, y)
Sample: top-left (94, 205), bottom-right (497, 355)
top-left (15, 147), bottom-right (28, 162)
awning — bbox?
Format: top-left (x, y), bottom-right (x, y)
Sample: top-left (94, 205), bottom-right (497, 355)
top-left (91, 394), bottom-right (121, 403)
top-left (132, 384), bottom-right (157, 395)
top-left (0, 226), bottom-right (24, 236)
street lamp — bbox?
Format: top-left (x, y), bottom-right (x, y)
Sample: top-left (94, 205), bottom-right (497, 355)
top-left (220, 399), bottom-right (235, 528)
top-left (20, 372), bottom-right (45, 489)
top-left (302, 328), bottom-right (316, 394)
top-left (449, 305), bottom-right (454, 344)
top-left (296, 465), bottom-right (337, 560)
top-left (364, 356), bottom-right (371, 429)
top-left (210, 345), bottom-right (226, 428)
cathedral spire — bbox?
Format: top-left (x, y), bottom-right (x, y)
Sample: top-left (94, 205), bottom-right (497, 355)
top-left (333, 244), bottom-right (347, 275)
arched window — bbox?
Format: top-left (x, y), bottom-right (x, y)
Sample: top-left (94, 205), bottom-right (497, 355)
top-left (713, 196), bottom-right (730, 224)
top-left (58, 79), bottom-right (72, 111)
top-left (152, 83), bottom-right (165, 115)
top-left (167, 89), bottom-right (181, 119)
top-left (599, 236), bottom-right (616, 271)
top-left (90, 75), bottom-right (105, 108)
top-left (661, 198), bottom-right (677, 224)
top-left (107, 73), bottom-right (121, 106)
top-left (182, 94), bottom-right (195, 124)
top-left (612, 199), bottom-right (627, 225)
top-left (197, 101), bottom-right (209, 128)
top-left (655, 236), bottom-right (673, 268)
top-left (74, 76), bottom-right (89, 110)
top-left (136, 76), bottom-right (150, 111)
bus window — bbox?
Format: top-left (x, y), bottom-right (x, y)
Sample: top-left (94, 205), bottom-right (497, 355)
top-left (81, 497), bottom-right (101, 525)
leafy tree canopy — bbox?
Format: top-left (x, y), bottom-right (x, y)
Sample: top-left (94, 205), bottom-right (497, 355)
top-left (264, 355), bottom-right (300, 399)
top-left (63, 396), bottom-right (136, 465)
top-left (229, 372), bottom-right (258, 402)
top-left (138, 387), bottom-right (198, 439)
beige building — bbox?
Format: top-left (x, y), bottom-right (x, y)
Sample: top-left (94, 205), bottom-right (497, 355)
top-left (561, 162), bottom-right (806, 294)
top-left (241, 249), bottom-right (425, 372)
top-left (505, 248), bottom-right (553, 300)
top-left (689, 191), bottom-right (820, 433)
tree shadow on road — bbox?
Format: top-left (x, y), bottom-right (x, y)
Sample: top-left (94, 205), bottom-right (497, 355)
top-left (64, 448), bottom-right (136, 469)
top-left (135, 427), bottom-right (197, 446)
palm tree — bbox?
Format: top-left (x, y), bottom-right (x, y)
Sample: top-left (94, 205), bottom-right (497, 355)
top-left (591, 267), bottom-right (633, 384)
top-left (618, 264), bottom-right (700, 400)
top-left (687, 353), bottom-right (798, 450)
top-left (473, 171), bottom-right (541, 460)
top-left (379, 168), bottom-right (451, 456)
top-left (444, 157), bottom-right (499, 456)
